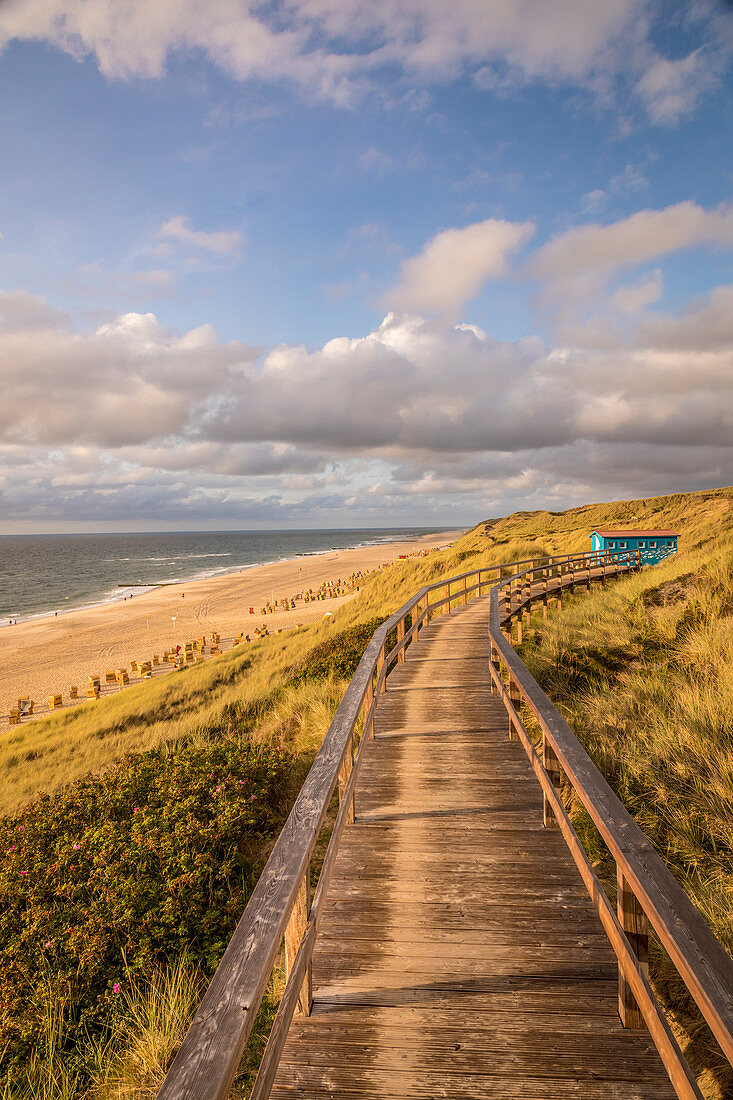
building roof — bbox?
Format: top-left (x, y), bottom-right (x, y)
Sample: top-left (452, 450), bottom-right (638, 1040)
top-left (592, 529), bottom-right (678, 538)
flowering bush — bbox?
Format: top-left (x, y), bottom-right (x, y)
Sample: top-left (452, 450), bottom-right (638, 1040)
top-left (0, 735), bottom-right (291, 1071)
top-left (290, 617), bottom-right (389, 683)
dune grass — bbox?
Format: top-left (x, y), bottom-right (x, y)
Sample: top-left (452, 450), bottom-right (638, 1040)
top-left (3, 484), bottom-right (733, 1096)
top-left (517, 535), bottom-right (733, 1098)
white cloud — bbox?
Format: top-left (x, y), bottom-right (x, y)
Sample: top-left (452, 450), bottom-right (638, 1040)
top-left (2, 279), bottom-right (733, 528)
top-left (531, 200), bottom-right (733, 309)
top-left (158, 215), bottom-right (243, 257)
top-left (384, 218), bottom-right (534, 315)
top-left (0, 0), bottom-right (727, 120)
top-left (612, 270), bottom-right (663, 313)
top-left (635, 49), bottom-right (716, 124)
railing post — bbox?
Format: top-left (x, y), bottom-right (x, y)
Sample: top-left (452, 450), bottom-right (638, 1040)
top-left (338, 745), bottom-right (355, 826)
top-left (508, 675), bottom-right (521, 740)
top-left (364, 675), bottom-right (375, 738)
top-left (543, 567), bottom-right (549, 620)
top-left (445, 582), bottom-right (450, 615)
top-left (542, 731), bottom-right (562, 829)
top-left (285, 868), bottom-right (312, 1016)
top-left (397, 616), bottom-right (405, 663)
top-left (490, 639), bottom-right (501, 694)
top-left (462, 575), bottom-right (467, 605)
top-left (617, 869), bottom-right (649, 1029)
top-left (376, 644), bottom-right (386, 694)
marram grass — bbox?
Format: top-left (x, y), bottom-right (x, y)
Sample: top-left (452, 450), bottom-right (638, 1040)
top-left (3, 483), bottom-right (733, 1096)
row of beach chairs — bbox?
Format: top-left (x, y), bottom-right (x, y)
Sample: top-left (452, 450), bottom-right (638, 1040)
top-left (7, 632), bottom-right (230, 724)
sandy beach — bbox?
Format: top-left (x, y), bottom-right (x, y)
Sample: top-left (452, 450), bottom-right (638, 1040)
top-left (0, 530), bottom-right (459, 722)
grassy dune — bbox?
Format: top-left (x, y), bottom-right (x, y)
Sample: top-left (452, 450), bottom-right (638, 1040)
top-left (517, 531), bottom-right (733, 1097)
top-left (3, 484), bottom-right (733, 1096)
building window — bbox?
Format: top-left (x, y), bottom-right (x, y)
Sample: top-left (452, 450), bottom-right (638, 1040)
top-left (638, 540), bottom-right (646, 548)
top-left (608, 540), bottom-right (616, 549)
top-left (620, 541), bottom-right (627, 549)
top-left (666, 539), bottom-right (674, 546)
top-left (649, 540), bottom-right (657, 548)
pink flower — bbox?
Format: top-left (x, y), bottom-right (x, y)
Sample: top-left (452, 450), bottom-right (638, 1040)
top-left (8, 845), bottom-right (16, 851)
top-left (133, 807), bottom-right (139, 814)
top-left (215, 786), bottom-right (221, 792)
top-left (112, 983), bottom-right (121, 995)
top-left (250, 794), bottom-right (256, 801)
top-left (44, 941), bottom-right (52, 948)
top-left (17, 825), bottom-right (23, 832)
top-left (73, 843), bottom-right (80, 850)
top-left (20, 870), bottom-right (27, 875)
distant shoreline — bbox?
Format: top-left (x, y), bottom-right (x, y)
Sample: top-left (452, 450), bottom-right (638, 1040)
top-left (1, 527), bottom-right (464, 628)
top-left (0, 528), bottom-right (463, 718)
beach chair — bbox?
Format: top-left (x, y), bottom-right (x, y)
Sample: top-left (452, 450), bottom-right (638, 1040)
top-left (116, 670), bottom-right (129, 686)
top-left (105, 669), bottom-right (116, 684)
top-left (69, 685), bottom-right (78, 699)
top-left (86, 685), bottom-right (100, 700)
top-left (153, 654), bottom-right (159, 666)
top-left (9, 708), bottom-right (20, 726)
top-left (18, 697), bottom-right (34, 717)
top-left (49, 693), bottom-right (63, 710)
top-left (88, 675), bottom-right (101, 691)
top-left (210, 646), bottom-right (221, 656)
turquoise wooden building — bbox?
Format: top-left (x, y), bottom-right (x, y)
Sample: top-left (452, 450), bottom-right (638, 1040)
top-left (589, 529), bottom-right (678, 564)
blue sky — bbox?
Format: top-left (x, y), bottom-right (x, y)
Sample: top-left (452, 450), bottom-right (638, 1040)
top-left (1, 0), bottom-right (733, 531)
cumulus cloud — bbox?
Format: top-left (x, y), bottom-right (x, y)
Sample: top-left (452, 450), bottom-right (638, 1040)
top-left (384, 219), bottom-right (534, 315)
top-left (0, 0), bottom-right (727, 119)
top-left (2, 281), bottom-right (733, 526)
top-left (158, 215), bottom-right (243, 257)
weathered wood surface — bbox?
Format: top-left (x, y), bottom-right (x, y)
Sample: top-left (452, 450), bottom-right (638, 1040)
top-left (270, 600), bottom-right (675, 1098)
top-left (490, 584), bottom-right (733, 1065)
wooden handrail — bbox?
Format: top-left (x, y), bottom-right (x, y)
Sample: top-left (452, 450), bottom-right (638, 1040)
top-left (487, 556), bottom-right (733, 1099)
top-left (156, 545), bottom-right (696, 1099)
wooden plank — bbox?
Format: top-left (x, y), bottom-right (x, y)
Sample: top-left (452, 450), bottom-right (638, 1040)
top-left (268, 594), bottom-right (678, 1100)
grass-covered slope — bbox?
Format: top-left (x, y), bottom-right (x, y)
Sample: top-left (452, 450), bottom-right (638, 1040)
top-left (517, 529), bottom-right (733, 1098)
top-left (3, 484), bottom-right (733, 1096)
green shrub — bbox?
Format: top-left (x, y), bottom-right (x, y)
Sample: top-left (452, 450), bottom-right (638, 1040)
top-left (289, 618), bottom-right (387, 683)
top-left (0, 736), bottom-right (291, 1081)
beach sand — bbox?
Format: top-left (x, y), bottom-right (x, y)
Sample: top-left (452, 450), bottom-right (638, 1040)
top-left (0, 530), bottom-right (459, 722)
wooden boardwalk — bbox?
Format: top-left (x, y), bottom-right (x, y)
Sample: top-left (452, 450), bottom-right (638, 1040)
top-left (270, 598), bottom-right (675, 1099)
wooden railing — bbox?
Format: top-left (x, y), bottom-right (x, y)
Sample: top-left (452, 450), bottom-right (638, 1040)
top-left (487, 555), bottom-right (733, 1100)
top-left (156, 545), bottom-right (733, 1100)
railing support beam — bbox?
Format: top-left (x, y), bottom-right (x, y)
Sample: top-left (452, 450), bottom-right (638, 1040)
top-left (543, 733), bottom-right (562, 829)
top-left (285, 870), bottom-right (312, 1017)
top-left (617, 869), bottom-right (649, 1029)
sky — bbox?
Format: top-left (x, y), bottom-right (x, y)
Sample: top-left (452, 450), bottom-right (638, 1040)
top-left (1, 0), bottom-right (733, 532)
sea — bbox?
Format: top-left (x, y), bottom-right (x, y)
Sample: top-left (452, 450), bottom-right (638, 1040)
top-left (0, 528), bottom-right (452, 624)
